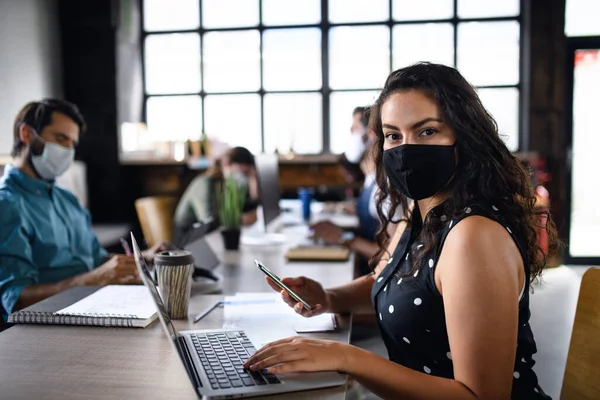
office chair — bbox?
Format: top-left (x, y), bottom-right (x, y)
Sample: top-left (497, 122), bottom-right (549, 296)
top-left (134, 196), bottom-right (177, 247)
top-left (561, 267), bottom-right (600, 399)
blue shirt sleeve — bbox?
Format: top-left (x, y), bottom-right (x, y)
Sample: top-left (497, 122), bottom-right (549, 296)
top-left (85, 210), bottom-right (108, 268)
top-left (0, 193), bottom-right (38, 319)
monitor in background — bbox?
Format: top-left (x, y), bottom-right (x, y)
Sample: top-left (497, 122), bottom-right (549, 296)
top-left (255, 153), bottom-right (281, 231)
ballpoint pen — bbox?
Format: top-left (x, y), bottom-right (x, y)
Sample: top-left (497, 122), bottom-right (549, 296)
top-left (193, 300), bottom-right (223, 323)
top-left (120, 237), bottom-right (132, 256)
top-left (193, 299), bottom-right (276, 323)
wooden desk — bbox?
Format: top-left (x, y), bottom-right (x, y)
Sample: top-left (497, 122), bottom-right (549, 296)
top-left (0, 230), bottom-right (354, 399)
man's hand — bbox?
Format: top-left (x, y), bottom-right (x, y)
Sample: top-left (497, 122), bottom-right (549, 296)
top-left (83, 255), bottom-right (140, 286)
top-left (142, 241), bottom-right (171, 262)
top-left (310, 221), bottom-right (344, 245)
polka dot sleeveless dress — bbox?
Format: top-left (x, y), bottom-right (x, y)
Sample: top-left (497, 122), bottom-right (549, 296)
top-left (371, 203), bottom-right (551, 399)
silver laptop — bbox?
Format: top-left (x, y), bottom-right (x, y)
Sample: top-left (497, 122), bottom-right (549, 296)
top-left (131, 233), bottom-right (346, 400)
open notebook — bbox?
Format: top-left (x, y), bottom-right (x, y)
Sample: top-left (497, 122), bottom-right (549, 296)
top-left (8, 286), bottom-right (158, 328)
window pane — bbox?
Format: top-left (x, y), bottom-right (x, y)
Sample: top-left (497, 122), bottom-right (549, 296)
top-left (566, 0), bottom-right (600, 37)
top-left (202, 0), bottom-right (259, 28)
top-left (458, 0), bottom-right (519, 18)
top-left (329, 26), bottom-right (390, 90)
top-left (457, 21), bottom-right (520, 86)
top-left (204, 94), bottom-right (261, 154)
top-left (203, 30), bottom-right (260, 93)
top-left (262, 0), bottom-right (321, 26)
top-left (146, 96), bottom-right (202, 142)
top-left (330, 90), bottom-right (380, 154)
top-left (329, 0), bottom-right (389, 23)
top-left (477, 88), bottom-right (519, 151)
top-left (144, 33), bottom-right (201, 94)
top-left (263, 29), bottom-right (321, 91)
top-left (392, 0), bottom-right (453, 21)
top-left (143, 0), bottom-right (199, 31)
top-left (393, 23), bottom-right (454, 69)
top-left (570, 49), bottom-right (600, 257)
top-left (264, 93), bottom-right (322, 154)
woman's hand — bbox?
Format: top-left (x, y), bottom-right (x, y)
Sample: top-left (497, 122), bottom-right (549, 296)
top-left (243, 337), bottom-right (351, 374)
top-left (265, 276), bottom-right (331, 317)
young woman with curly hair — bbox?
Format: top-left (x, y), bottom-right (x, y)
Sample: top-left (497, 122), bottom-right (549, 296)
top-left (244, 63), bottom-right (558, 400)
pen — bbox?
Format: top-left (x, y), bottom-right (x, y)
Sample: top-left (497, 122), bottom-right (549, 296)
top-left (193, 301), bottom-right (223, 323)
top-left (193, 299), bottom-right (277, 323)
top-left (120, 237), bottom-right (132, 256)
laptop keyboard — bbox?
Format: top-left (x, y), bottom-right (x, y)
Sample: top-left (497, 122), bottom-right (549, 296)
top-left (190, 331), bottom-right (281, 390)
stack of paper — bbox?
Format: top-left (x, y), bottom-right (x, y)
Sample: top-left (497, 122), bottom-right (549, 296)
top-left (222, 292), bottom-right (337, 333)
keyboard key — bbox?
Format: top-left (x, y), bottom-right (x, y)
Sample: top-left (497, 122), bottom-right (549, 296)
top-left (242, 377), bottom-right (256, 386)
top-left (219, 382), bottom-right (232, 389)
top-left (263, 373), bottom-right (281, 384)
top-left (231, 379), bottom-right (243, 388)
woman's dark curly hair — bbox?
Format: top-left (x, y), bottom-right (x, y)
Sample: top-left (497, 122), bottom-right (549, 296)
top-left (370, 63), bottom-right (559, 281)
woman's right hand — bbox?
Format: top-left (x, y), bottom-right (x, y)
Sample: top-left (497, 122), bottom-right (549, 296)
top-left (265, 276), bottom-right (331, 317)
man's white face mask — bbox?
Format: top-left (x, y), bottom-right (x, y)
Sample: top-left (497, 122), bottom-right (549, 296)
top-left (28, 126), bottom-right (74, 181)
top-left (344, 128), bottom-right (367, 164)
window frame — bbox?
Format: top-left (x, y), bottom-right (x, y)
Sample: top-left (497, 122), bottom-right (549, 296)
top-left (140, 0), bottom-right (524, 154)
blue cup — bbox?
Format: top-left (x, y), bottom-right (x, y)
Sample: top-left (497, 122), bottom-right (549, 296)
top-left (298, 188), bottom-right (313, 222)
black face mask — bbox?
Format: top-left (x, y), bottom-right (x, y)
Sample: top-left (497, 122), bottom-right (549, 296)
top-left (383, 143), bottom-right (457, 200)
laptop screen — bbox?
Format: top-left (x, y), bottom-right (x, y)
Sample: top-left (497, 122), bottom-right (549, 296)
top-left (130, 233), bottom-right (178, 340)
top-left (255, 153), bottom-right (281, 229)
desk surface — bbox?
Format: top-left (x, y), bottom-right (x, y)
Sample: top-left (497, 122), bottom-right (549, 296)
top-left (0, 229), bottom-right (354, 400)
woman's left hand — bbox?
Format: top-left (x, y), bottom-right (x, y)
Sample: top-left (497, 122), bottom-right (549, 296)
top-left (243, 337), bottom-right (350, 374)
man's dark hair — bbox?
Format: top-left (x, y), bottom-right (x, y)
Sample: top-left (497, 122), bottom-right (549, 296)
top-left (225, 146), bottom-right (255, 167)
top-left (12, 99), bottom-right (87, 157)
top-left (352, 106), bottom-right (369, 128)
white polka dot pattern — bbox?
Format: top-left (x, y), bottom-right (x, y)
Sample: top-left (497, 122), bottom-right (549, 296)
top-left (534, 388), bottom-right (539, 393)
top-left (465, 207), bottom-right (472, 214)
top-left (507, 227), bottom-right (513, 234)
top-left (440, 215), bottom-right (447, 222)
top-left (417, 244), bottom-right (423, 249)
top-left (403, 337), bottom-right (410, 344)
top-left (423, 366), bottom-right (431, 374)
top-left (449, 220), bottom-right (454, 228)
top-left (377, 277), bottom-right (383, 283)
top-left (397, 278), bottom-right (403, 285)
top-left (379, 313), bottom-right (382, 320)
top-left (446, 352), bottom-right (452, 360)
top-left (513, 371), bottom-right (520, 379)
top-left (389, 305), bottom-right (394, 314)
top-left (414, 298), bottom-right (422, 306)
top-left (413, 270), bottom-right (419, 278)
top-left (384, 284), bottom-right (388, 292)
top-left (492, 205), bottom-right (499, 211)
top-left (387, 257), bottom-right (394, 264)
top-left (428, 259), bottom-right (434, 268)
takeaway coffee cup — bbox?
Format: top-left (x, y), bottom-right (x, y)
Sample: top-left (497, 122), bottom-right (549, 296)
top-left (154, 250), bottom-right (195, 319)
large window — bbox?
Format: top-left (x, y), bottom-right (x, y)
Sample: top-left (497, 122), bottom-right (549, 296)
top-left (142, 0), bottom-right (522, 154)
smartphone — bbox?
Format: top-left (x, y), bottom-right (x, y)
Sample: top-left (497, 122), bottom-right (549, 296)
top-left (254, 260), bottom-right (313, 311)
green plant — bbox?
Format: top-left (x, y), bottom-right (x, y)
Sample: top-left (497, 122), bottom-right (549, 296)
top-left (217, 178), bottom-right (247, 229)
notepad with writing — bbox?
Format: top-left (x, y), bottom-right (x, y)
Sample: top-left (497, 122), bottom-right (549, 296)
top-left (8, 286), bottom-right (158, 328)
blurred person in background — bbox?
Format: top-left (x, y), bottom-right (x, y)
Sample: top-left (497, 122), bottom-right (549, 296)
top-left (174, 146), bottom-right (259, 233)
top-left (314, 107), bottom-right (403, 277)
top-left (0, 99), bottom-right (166, 323)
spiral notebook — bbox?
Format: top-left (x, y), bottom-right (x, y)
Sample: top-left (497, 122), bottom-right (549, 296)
top-left (7, 286), bottom-right (158, 328)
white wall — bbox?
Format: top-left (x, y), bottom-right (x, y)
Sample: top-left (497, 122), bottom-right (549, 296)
top-left (0, 0), bottom-right (63, 156)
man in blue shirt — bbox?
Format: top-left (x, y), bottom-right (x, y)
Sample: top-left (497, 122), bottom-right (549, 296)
top-left (0, 99), bottom-right (162, 322)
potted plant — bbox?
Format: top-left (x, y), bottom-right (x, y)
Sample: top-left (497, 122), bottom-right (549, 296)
top-left (217, 178), bottom-right (247, 250)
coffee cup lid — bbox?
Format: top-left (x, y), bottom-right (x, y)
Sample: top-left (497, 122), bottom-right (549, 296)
top-left (154, 250), bottom-right (195, 266)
